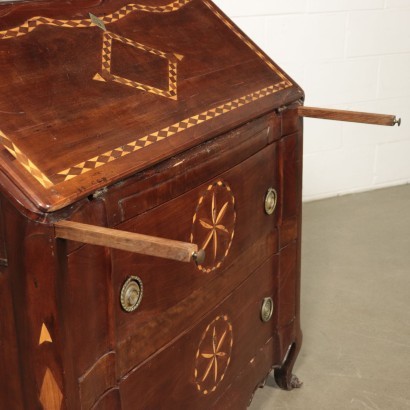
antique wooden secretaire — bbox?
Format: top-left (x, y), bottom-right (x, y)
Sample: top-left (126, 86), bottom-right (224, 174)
top-left (0, 0), bottom-right (400, 409)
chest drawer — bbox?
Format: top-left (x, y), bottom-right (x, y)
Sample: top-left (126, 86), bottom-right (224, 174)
top-left (114, 141), bottom-right (279, 375)
top-left (117, 254), bottom-right (278, 410)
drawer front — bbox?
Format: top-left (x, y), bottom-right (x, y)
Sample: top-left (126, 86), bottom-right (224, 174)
top-left (103, 116), bottom-right (273, 226)
top-left (118, 255), bottom-right (278, 410)
top-left (113, 142), bottom-right (279, 375)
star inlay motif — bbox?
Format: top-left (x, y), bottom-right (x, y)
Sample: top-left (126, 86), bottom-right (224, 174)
top-left (200, 325), bottom-right (228, 383)
top-left (199, 192), bottom-right (230, 261)
top-left (191, 180), bottom-right (236, 273)
top-left (194, 314), bottom-right (233, 395)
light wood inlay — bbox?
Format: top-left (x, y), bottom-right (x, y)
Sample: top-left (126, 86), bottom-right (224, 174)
top-left (0, 0), bottom-right (194, 40)
top-left (0, 79), bottom-right (291, 189)
top-left (95, 31), bottom-right (182, 100)
top-left (39, 368), bottom-right (63, 410)
top-left (194, 315), bottom-right (233, 395)
top-left (0, 1), bottom-right (294, 189)
top-left (191, 180), bottom-right (236, 273)
top-left (203, 0), bottom-right (289, 83)
top-left (0, 130), bottom-right (53, 189)
top-left (39, 323), bottom-right (53, 345)
top-left (56, 80), bottom-right (291, 183)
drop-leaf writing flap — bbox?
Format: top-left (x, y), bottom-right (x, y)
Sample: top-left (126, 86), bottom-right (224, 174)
top-left (0, 0), bottom-right (302, 212)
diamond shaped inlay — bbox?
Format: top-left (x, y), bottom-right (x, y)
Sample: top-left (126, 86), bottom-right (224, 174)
top-left (39, 368), bottom-right (63, 410)
top-left (94, 31), bottom-right (183, 100)
top-left (0, 0), bottom-right (293, 189)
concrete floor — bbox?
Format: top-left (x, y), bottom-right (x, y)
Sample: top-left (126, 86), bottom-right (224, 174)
top-left (249, 185), bottom-right (410, 410)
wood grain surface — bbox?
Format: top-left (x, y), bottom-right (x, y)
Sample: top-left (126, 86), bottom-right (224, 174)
top-left (297, 106), bottom-right (400, 126)
top-left (55, 220), bottom-right (199, 263)
top-left (0, 0), bottom-right (302, 212)
top-left (0, 1), bottom-right (305, 408)
top-left (0, 107), bottom-right (304, 409)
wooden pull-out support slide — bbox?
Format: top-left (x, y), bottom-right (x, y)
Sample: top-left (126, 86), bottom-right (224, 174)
top-left (55, 220), bottom-right (205, 264)
top-left (297, 106), bottom-right (401, 127)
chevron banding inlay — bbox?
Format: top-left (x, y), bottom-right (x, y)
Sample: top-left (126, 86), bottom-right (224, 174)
top-left (0, 1), bottom-right (293, 189)
top-left (0, 0), bottom-right (193, 40)
top-left (57, 80), bottom-right (291, 182)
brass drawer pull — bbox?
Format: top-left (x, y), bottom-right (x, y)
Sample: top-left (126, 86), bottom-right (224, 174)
top-left (121, 276), bottom-right (143, 312)
top-left (261, 297), bottom-right (274, 322)
top-left (264, 188), bottom-right (277, 215)
top-left (54, 220), bottom-right (205, 264)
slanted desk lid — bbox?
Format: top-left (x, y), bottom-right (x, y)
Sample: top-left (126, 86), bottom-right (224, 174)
top-left (0, 0), bottom-right (302, 212)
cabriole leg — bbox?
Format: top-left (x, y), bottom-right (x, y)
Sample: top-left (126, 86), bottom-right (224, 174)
top-left (274, 338), bottom-right (303, 390)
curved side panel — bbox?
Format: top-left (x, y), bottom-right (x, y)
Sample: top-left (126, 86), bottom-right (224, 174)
top-left (0, 269), bottom-right (24, 408)
top-left (79, 352), bottom-right (117, 410)
top-left (91, 388), bottom-right (122, 410)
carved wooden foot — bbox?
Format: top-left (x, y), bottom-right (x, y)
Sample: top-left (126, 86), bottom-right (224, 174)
top-left (275, 369), bottom-right (303, 390)
top-left (274, 341), bottom-right (303, 390)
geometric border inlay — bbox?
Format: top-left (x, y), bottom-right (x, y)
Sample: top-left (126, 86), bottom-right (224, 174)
top-left (0, 130), bottom-right (53, 189)
top-left (0, 0), bottom-right (193, 40)
top-left (0, 0), bottom-right (293, 189)
top-left (94, 31), bottom-right (183, 100)
top-left (203, 0), bottom-right (289, 83)
top-left (56, 80), bottom-right (291, 183)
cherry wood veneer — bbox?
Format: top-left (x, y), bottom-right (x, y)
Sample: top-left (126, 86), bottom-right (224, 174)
top-left (0, 0), bottom-right (304, 408)
top-left (0, 109), bottom-right (304, 409)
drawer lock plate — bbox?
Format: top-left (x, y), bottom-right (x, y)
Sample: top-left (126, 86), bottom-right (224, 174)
top-left (261, 297), bottom-right (274, 322)
top-left (264, 188), bottom-right (277, 215)
top-left (121, 276), bottom-right (143, 312)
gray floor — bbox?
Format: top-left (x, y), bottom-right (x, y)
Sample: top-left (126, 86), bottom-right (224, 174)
top-left (249, 185), bottom-right (410, 410)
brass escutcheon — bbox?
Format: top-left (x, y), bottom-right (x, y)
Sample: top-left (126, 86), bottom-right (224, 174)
top-left (261, 297), bottom-right (274, 322)
top-left (264, 188), bottom-right (277, 215)
top-left (120, 276), bottom-right (143, 312)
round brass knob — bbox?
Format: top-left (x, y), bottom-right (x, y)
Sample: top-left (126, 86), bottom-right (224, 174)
top-left (264, 188), bottom-right (278, 215)
top-left (192, 249), bottom-right (206, 265)
top-left (261, 297), bottom-right (274, 323)
top-left (120, 276), bottom-right (143, 312)
top-left (394, 117), bottom-right (401, 127)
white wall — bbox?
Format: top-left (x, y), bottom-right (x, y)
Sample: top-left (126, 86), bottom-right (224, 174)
top-left (213, 0), bottom-right (410, 201)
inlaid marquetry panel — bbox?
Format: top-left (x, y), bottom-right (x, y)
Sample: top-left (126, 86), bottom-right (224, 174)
top-left (194, 315), bottom-right (233, 395)
top-left (191, 180), bottom-right (236, 273)
top-left (39, 368), bottom-right (63, 410)
top-left (93, 30), bottom-right (183, 100)
top-left (0, 0), bottom-right (193, 40)
top-left (0, 0), bottom-right (293, 196)
top-left (0, 130), bottom-right (53, 189)
top-left (38, 323), bottom-right (53, 345)
top-left (55, 82), bottom-right (289, 185)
